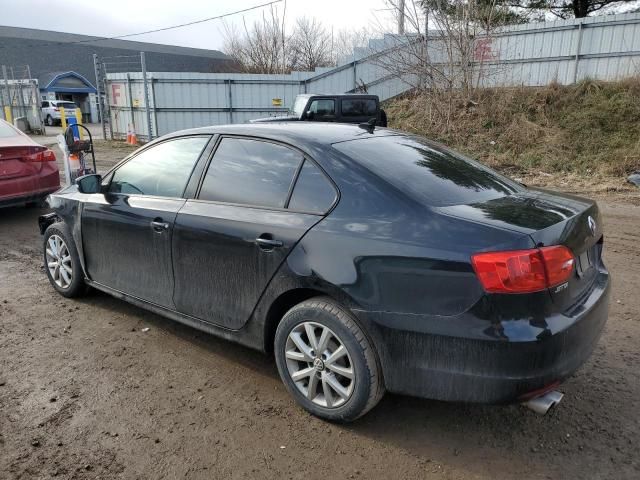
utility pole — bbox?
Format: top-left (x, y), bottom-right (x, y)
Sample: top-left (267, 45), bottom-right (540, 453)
top-left (398, 0), bottom-right (406, 35)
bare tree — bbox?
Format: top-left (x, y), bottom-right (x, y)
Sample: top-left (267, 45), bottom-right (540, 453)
top-left (289, 17), bottom-right (333, 71)
top-left (371, 0), bottom-right (505, 132)
top-left (222, 6), bottom-right (289, 74)
top-left (331, 27), bottom-right (373, 64)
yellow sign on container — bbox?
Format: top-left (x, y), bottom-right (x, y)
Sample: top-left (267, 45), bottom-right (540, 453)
top-left (272, 98), bottom-right (283, 106)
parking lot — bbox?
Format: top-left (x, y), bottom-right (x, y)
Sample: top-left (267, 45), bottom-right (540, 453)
top-left (1, 140), bottom-right (639, 479)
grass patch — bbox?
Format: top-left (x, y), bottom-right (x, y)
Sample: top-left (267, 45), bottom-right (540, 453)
top-left (385, 78), bottom-right (640, 178)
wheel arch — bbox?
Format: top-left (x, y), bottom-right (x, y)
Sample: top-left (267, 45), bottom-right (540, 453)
top-left (263, 287), bottom-right (332, 354)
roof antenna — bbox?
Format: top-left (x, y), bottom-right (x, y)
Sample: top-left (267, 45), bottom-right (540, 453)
top-left (358, 118), bottom-right (376, 133)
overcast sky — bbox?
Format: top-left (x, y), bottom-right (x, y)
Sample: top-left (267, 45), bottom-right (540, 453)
top-left (0, 0), bottom-right (394, 51)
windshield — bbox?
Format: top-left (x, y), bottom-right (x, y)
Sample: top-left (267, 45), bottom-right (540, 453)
top-left (290, 96), bottom-right (309, 117)
top-left (334, 136), bottom-right (523, 207)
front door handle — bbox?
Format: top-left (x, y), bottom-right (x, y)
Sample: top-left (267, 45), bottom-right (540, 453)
top-left (151, 220), bottom-right (169, 232)
top-left (256, 236), bottom-right (283, 250)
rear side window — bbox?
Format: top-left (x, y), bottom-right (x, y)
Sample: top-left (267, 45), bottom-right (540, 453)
top-left (341, 99), bottom-right (377, 117)
top-left (59, 102), bottom-right (78, 110)
top-left (109, 136), bottom-right (209, 197)
top-left (199, 138), bottom-right (303, 208)
top-left (288, 160), bottom-right (336, 214)
top-left (41, 101), bottom-right (49, 108)
top-left (0, 121), bottom-right (19, 138)
top-left (333, 136), bottom-right (523, 207)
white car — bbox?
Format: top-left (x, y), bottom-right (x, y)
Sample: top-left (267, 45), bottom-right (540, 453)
top-left (41, 100), bottom-right (79, 126)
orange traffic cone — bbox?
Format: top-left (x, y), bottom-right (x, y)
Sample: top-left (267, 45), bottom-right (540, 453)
top-left (130, 126), bottom-right (138, 146)
top-left (126, 124), bottom-right (132, 144)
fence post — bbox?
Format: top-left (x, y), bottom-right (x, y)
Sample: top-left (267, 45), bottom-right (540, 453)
top-left (150, 78), bottom-right (159, 137)
top-left (126, 73), bottom-right (136, 137)
top-left (2, 66), bottom-right (11, 123)
top-left (227, 79), bottom-right (233, 124)
top-left (140, 52), bottom-right (153, 141)
top-left (352, 60), bottom-right (357, 91)
top-left (572, 20), bottom-right (584, 84)
top-left (0, 69), bottom-right (5, 121)
top-left (93, 54), bottom-right (107, 140)
top-left (103, 76), bottom-right (113, 140)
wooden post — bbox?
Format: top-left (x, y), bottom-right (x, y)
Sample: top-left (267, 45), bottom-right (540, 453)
top-left (74, 107), bottom-right (83, 139)
top-left (60, 107), bottom-right (67, 129)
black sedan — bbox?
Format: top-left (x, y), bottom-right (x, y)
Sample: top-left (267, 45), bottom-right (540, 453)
top-left (39, 123), bottom-right (610, 422)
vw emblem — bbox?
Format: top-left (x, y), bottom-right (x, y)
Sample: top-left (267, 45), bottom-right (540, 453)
top-left (313, 358), bottom-right (325, 371)
top-left (587, 216), bottom-right (597, 236)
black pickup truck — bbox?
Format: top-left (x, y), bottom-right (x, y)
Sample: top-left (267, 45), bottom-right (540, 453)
top-left (251, 94), bottom-right (387, 126)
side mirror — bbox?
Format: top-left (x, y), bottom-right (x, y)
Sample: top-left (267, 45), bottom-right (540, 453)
top-left (76, 174), bottom-right (102, 194)
top-left (303, 110), bottom-right (314, 121)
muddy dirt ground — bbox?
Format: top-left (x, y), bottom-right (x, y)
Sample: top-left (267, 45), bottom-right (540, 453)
top-left (0, 141), bottom-right (639, 479)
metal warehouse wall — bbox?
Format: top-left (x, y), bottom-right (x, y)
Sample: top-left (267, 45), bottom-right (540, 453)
top-left (106, 12), bottom-right (640, 139)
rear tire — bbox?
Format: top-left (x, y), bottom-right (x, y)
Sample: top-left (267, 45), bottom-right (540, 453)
top-left (274, 297), bottom-right (385, 422)
top-left (43, 222), bottom-right (86, 298)
top-left (46, 115), bottom-right (54, 127)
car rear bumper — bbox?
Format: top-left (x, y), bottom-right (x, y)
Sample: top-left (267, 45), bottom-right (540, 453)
top-left (0, 186), bottom-right (59, 207)
top-left (354, 269), bottom-right (610, 403)
top-left (0, 165), bottom-right (60, 207)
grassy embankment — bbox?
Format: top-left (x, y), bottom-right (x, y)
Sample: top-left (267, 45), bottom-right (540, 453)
top-left (386, 78), bottom-right (640, 193)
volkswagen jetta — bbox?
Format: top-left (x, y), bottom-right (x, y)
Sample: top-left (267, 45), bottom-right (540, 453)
top-left (39, 123), bottom-right (610, 422)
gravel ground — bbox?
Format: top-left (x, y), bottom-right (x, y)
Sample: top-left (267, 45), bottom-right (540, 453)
top-left (0, 140), bottom-right (639, 479)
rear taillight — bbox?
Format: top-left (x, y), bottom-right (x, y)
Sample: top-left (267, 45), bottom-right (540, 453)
top-left (471, 246), bottom-right (574, 294)
top-left (25, 148), bottom-right (57, 162)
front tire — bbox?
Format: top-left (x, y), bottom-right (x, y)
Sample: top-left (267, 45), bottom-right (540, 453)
top-left (43, 223), bottom-right (86, 298)
top-left (274, 297), bottom-right (385, 422)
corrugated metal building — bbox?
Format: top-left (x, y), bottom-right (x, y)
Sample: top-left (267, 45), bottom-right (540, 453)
top-left (0, 25), bottom-right (234, 122)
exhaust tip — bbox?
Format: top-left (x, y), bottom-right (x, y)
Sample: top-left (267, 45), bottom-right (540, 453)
top-left (522, 390), bottom-right (564, 415)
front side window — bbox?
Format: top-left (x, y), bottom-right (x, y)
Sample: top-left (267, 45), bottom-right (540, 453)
top-left (199, 138), bottom-right (303, 208)
top-left (109, 136), bottom-right (209, 197)
top-left (288, 160), bottom-right (336, 214)
top-left (307, 99), bottom-right (335, 117)
top-left (41, 101), bottom-right (49, 108)
top-left (341, 99), bottom-right (377, 117)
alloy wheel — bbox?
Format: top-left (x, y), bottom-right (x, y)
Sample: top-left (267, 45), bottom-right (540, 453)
top-left (284, 321), bottom-right (355, 408)
top-left (45, 234), bottom-right (73, 289)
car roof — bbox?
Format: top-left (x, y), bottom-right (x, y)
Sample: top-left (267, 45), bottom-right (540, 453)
top-left (165, 122), bottom-right (403, 147)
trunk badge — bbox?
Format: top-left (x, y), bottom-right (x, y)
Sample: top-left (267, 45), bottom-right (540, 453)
top-left (587, 216), bottom-right (597, 236)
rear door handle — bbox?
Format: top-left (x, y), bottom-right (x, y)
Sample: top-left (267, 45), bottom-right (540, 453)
top-left (256, 237), bottom-right (283, 249)
top-left (151, 220), bottom-right (169, 232)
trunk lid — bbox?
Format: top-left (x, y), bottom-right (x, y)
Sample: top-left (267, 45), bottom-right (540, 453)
top-left (0, 146), bottom-right (46, 180)
top-left (437, 189), bottom-right (603, 307)
top-left (0, 122), bottom-right (44, 182)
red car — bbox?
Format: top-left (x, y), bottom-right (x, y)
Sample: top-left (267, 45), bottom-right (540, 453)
top-left (0, 119), bottom-right (59, 207)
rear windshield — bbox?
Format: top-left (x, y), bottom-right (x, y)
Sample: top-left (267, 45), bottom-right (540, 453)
top-left (57, 102), bottom-right (77, 109)
top-left (0, 121), bottom-right (19, 138)
top-left (333, 136), bottom-right (522, 207)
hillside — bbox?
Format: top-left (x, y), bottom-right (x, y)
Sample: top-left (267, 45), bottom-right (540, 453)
top-left (386, 78), bottom-right (640, 194)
